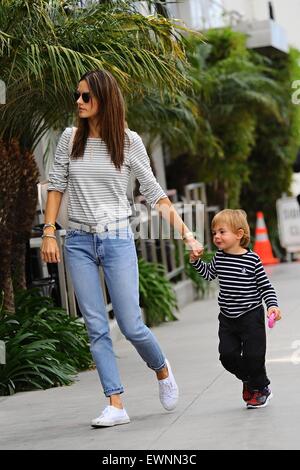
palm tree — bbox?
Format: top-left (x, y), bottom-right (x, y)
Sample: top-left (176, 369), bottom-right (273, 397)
top-left (0, 0), bottom-right (191, 312)
top-left (0, 139), bottom-right (23, 313)
top-left (0, 0), bottom-right (189, 147)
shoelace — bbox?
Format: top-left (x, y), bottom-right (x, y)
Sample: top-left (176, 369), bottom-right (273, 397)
top-left (160, 379), bottom-right (177, 397)
top-left (99, 406), bottom-right (111, 418)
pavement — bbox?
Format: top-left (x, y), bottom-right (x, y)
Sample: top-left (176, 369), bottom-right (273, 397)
top-left (1, 262), bottom-right (300, 450)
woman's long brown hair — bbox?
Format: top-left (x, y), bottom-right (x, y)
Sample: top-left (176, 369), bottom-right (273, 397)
top-left (71, 69), bottom-right (125, 169)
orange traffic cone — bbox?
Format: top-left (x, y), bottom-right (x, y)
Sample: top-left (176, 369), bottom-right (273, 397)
top-left (253, 212), bottom-right (279, 265)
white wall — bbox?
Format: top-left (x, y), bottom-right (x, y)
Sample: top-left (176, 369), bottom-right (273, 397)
top-left (149, 136), bottom-right (167, 190)
top-left (168, 0), bottom-right (300, 49)
top-left (168, 0), bottom-right (224, 30)
top-left (223, 0), bottom-right (300, 49)
top-left (291, 174), bottom-right (300, 197)
top-left (34, 129), bottom-right (61, 182)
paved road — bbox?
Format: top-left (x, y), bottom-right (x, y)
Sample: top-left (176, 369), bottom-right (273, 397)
top-left (1, 262), bottom-right (299, 450)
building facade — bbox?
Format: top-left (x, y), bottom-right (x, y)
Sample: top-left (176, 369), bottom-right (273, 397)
top-left (166, 0), bottom-right (300, 51)
top-left (223, 0), bottom-right (300, 49)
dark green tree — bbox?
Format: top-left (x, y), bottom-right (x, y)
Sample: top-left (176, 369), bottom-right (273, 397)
top-left (240, 48), bottom-right (300, 233)
top-left (166, 28), bottom-right (282, 209)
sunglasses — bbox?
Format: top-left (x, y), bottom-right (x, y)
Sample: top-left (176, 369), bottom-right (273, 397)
top-left (73, 91), bottom-right (91, 103)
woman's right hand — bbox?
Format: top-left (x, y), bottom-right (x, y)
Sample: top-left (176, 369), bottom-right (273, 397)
top-left (40, 237), bottom-right (61, 263)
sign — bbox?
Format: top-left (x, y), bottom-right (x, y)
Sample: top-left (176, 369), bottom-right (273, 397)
top-left (276, 196), bottom-right (300, 252)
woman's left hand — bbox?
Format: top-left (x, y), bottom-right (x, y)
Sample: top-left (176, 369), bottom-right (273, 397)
top-left (184, 237), bottom-right (204, 260)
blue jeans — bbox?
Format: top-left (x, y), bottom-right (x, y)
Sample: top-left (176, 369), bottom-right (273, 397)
top-left (64, 227), bottom-right (166, 396)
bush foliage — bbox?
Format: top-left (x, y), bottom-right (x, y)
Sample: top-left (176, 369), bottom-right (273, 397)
top-left (166, 29), bottom-right (300, 233)
top-left (0, 289), bottom-right (92, 396)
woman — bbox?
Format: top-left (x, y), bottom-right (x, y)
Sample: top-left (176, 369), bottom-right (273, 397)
top-left (41, 69), bottom-right (203, 427)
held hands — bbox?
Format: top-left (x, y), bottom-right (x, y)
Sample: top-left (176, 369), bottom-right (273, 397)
top-left (183, 235), bottom-right (204, 262)
top-left (189, 249), bottom-right (203, 263)
top-left (267, 306), bottom-right (281, 323)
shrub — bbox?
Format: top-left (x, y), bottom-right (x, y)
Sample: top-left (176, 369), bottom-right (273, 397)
top-left (0, 289), bottom-right (92, 396)
top-left (138, 258), bottom-right (178, 327)
top-left (184, 250), bottom-right (216, 298)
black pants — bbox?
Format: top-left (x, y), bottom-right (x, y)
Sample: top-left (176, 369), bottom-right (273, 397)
top-left (218, 305), bottom-right (270, 390)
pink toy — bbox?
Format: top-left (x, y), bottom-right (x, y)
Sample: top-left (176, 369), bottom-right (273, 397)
top-left (268, 312), bottom-right (276, 328)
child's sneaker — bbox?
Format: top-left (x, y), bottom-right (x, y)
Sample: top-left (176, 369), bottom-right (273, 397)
top-left (158, 359), bottom-right (179, 411)
top-left (246, 386), bottom-right (273, 409)
top-left (242, 382), bottom-right (252, 402)
top-left (91, 405), bottom-right (130, 427)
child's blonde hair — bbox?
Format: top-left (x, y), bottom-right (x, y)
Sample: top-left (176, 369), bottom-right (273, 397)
top-left (211, 209), bottom-right (250, 248)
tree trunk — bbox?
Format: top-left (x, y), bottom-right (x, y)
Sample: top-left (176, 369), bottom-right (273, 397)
top-left (0, 235), bottom-right (15, 313)
top-left (0, 140), bottom-right (39, 313)
top-left (11, 234), bottom-right (27, 292)
top-left (11, 148), bottom-right (39, 294)
top-left (0, 140), bottom-right (20, 313)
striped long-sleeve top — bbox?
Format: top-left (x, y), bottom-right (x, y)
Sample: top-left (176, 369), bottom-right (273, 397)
top-left (47, 127), bottom-right (167, 226)
top-left (192, 250), bottom-right (278, 318)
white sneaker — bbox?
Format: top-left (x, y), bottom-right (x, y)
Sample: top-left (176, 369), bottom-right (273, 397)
top-left (158, 359), bottom-right (179, 411)
top-left (91, 405), bottom-right (130, 427)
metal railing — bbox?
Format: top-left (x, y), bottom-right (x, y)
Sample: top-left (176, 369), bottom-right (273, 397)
top-left (32, 182), bottom-right (211, 317)
top-left (184, 182), bottom-right (219, 250)
top-left (55, 200), bottom-right (204, 317)
top-left (56, 232), bottom-right (112, 318)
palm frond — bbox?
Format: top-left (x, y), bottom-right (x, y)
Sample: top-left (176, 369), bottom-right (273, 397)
top-left (0, 0), bottom-right (191, 146)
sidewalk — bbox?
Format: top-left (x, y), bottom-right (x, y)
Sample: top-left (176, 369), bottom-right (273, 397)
top-left (1, 263), bottom-right (300, 450)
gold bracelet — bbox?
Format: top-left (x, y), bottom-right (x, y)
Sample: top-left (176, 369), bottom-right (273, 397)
top-left (41, 234), bottom-right (56, 240)
top-left (43, 223), bottom-right (56, 231)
